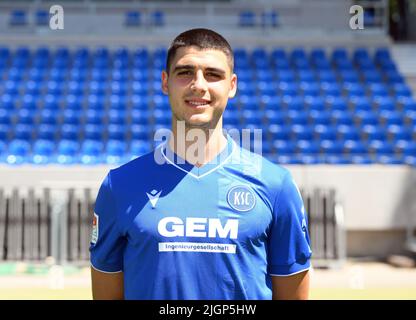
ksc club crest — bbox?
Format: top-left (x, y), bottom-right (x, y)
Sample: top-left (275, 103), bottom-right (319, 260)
top-left (227, 185), bottom-right (256, 212)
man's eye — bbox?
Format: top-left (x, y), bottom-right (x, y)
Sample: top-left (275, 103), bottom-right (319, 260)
top-left (206, 73), bottom-right (220, 78)
top-left (178, 71), bottom-right (192, 76)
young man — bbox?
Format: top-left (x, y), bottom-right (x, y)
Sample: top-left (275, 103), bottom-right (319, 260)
top-left (90, 28), bottom-right (312, 300)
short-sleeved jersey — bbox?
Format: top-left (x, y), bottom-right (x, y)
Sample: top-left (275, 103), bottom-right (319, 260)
top-left (90, 135), bottom-right (312, 300)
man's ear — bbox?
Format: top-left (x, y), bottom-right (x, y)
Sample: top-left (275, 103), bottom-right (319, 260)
top-left (228, 73), bottom-right (237, 98)
top-left (161, 70), bottom-right (169, 95)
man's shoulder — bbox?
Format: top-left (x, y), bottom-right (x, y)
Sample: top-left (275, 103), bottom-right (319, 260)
top-left (109, 148), bottom-right (158, 179)
top-left (230, 144), bottom-right (290, 180)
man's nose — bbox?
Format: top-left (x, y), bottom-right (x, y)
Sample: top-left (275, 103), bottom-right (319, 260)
top-left (191, 71), bottom-right (208, 93)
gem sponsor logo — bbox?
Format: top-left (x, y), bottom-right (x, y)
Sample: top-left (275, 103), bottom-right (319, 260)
top-left (158, 217), bottom-right (239, 239)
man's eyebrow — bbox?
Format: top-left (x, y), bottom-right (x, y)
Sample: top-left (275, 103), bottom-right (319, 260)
top-left (173, 65), bottom-right (195, 72)
top-left (173, 65), bottom-right (226, 75)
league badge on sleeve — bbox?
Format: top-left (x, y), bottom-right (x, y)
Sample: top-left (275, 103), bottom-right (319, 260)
top-left (91, 212), bottom-right (99, 244)
top-left (227, 185), bottom-right (256, 212)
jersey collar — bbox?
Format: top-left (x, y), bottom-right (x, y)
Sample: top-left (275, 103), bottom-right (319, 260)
top-left (159, 134), bottom-right (236, 179)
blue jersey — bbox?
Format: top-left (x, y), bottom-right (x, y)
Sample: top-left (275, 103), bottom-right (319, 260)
top-left (90, 135), bottom-right (312, 300)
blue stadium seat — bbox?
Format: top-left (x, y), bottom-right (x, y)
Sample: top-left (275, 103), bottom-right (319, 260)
top-left (21, 94), bottom-right (39, 110)
top-left (373, 96), bottom-right (396, 110)
top-left (354, 110), bottom-right (379, 125)
top-left (35, 10), bottom-right (49, 26)
top-left (65, 94), bottom-right (84, 111)
top-left (286, 110), bottom-right (309, 125)
top-left (239, 95), bottom-right (261, 110)
top-left (84, 124), bottom-right (104, 140)
top-left (6, 140), bottom-right (31, 164)
top-left (387, 125), bottom-right (412, 141)
top-left (320, 82), bottom-right (341, 96)
top-left (0, 124), bottom-right (11, 140)
top-left (39, 109), bottom-right (59, 125)
top-left (130, 140), bottom-right (151, 159)
top-left (379, 110), bottom-right (403, 126)
top-left (32, 139), bottom-right (55, 164)
top-left (325, 96), bottom-right (348, 110)
top-left (105, 140), bottom-right (128, 164)
top-left (282, 95), bottom-right (303, 111)
top-left (367, 83), bottom-right (389, 96)
top-left (268, 124), bottom-right (291, 140)
top-left (278, 81), bottom-right (298, 96)
top-left (361, 124), bottom-right (387, 140)
top-left (107, 124), bottom-right (126, 141)
top-left (131, 124), bottom-right (150, 140)
top-left (239, 11), bottom-right (256, 27)
top-left (62, 109), bottom-right (82, 125)
top-left (320, 140), bottom-right (344, 155)
top-left (393, 83), bottom-right (412, 97)
top-left (264, 110), bottom-right (286, 125)
top-left (260, 95), bottom-right (281, 110)
top-left (261, 10), bottom-right (278, 28)
top-left (396, 96), bottom-right (416, 110)
top-left (397, 141), bottom-right (416, 157)
top-left (153, 109), bottom-right (171, 125)
top-left (350, 154), bottom-right (373, 164)
top-left (368, 140), bottom-right (395, 155)
top-left (0, 108), bottom-right (11, 124)
top-left (343, 140), bottom-right (368, 155)
top-left (343, 82), bottom-right (365, 96)
top-left (61, 124), bottom-right (80, 141)
top-left (276, 70), bottom-right (295, 81)
top-left (309, 110), bottom-right (332, 125)
top-left (300, 82), bottom-right (320, 96)
top-left (80, 140), bottom-right (104, 164)
top-left (375, 155), bottom-right (403, 165)
top-left (14, 124), bottom-right (33, 140)
top-left (85, 109), bottom-right (105, 125)
top-left (295, 140), bottom-right (320, 155)
top-left (37, 124), bottom-right (57, 141)
top-left (332, 110), bottom-right (354, 125)
top-left (273, 140), bottom-right (296, 155)
top-left (313, 124), bottom-right (337, 140)
top-left (290, 124), bottom-right (314, 140)
top-left (337, 124), bottom-right (360, 140)
top-left (324, 155), bottom-right (351, 165)
top-left (242, 110), bottom-right (263, 125)
top-left (350, 96), bottom-right (372, 111)
top-left (10, 10), bottom-right (27, 26)
top-left (108, 109), bottom-right (126, 125)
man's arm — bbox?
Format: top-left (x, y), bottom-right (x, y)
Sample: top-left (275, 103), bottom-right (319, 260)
top-left (91, 267), bottom-right (124, 300)
top-left (271, 270), bottom-right (310, 300)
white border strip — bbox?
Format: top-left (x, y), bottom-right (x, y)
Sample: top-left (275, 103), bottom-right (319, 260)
top-left (269, 267), bottom-right (310, 277)
top-left (91, 263), bottom-right (123, 274)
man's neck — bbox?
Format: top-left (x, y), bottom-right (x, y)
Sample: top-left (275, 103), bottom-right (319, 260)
top-left (168, 121), bottom-right (228, 168)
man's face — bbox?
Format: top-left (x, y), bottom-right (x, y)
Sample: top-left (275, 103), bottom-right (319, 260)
top-left (162, 46), bottom-right (237, 129)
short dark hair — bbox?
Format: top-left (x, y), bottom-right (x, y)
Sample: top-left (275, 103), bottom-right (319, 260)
top-left (166, 28), bottom-right (234, 74)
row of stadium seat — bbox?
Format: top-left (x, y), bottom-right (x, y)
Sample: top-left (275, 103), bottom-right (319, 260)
top-left (1, 138), bottom-right (415, 165)
top-left (8, 9), bottom-right (165, 27)
top-left (0, 46), bottom-right (414, 165)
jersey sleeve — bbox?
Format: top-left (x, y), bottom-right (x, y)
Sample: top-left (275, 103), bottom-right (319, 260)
top-left (267, 171), bottom-right (312, 276)
top-left (89, 171), bottom-right (126, 273)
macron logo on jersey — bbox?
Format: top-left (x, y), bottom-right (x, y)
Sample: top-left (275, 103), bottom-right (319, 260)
top-left (146, 189), bottom-right (162, 208)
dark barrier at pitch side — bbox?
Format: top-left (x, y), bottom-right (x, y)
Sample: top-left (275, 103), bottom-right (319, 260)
top-left (0, 187), bottom-right (345, 268)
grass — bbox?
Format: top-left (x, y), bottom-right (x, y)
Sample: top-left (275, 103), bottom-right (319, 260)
top-left (0, 287), bottom-right (415, 300)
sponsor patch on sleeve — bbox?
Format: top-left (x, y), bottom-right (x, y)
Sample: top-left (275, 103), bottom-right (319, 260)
top-left (91, 212), bottom-right (99, 244)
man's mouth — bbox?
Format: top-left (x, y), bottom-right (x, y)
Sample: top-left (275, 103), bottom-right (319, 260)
top-left (185, 99), bottom-right (211, 108)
